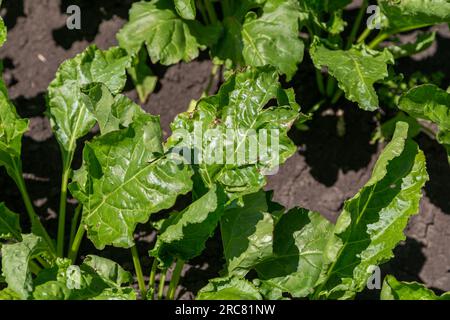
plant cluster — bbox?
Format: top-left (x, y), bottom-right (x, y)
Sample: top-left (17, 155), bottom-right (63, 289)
top-left (0, 0), bottom-right (449, 300)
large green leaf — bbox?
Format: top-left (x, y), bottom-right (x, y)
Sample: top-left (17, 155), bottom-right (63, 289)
top-left (32, 256), bottom-right (135, 300)
top-left (72, 114), bottom-right (193, 249)
top-left (314, 122), bottom-right (429, 299)
top-left (378, 0), bottom-right (450, 34)
top-left (117, 0), bottom-right (207, 65)
top-left (197, 276), bottom-right (263, 300)
top-left (242, 0), bottom-right (304, 79)
top-left (1, 234), bottom-right (52, 300)
top-left (81, 83), bottom-right (145, 135)
top-left (381, 275), bottom-right (450, 300)
top-left (0, 203), bottom-right (21, 241)
top-left (47, 45), bottom-right (130, 160)
top-left (255, 208), bottom-right (333, 298)
top-left (310, 39), bottom-right (394, 111)
top-left (399, 84), bottom-right (450, 162)
top-left (221, 191), bottom-right (276, 276)
top-left (150, 185), bottom-right (225, 267)
top-left (168, 66), bottom-right (299, 199)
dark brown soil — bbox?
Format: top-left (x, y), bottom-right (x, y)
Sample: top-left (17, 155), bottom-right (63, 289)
top-left (0, 0), bottom-right (449, 298)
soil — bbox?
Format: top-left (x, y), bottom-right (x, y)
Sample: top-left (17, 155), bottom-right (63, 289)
top-left (0, 0), bottom-right (449, 299)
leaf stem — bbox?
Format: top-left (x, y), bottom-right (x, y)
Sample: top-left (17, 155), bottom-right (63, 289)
top-left (346, 0), bottom-right (368, 49)
top-left (148, 258), bottom-right (158, 300)
top-left (158, 270), bottom-right (167, 300)
top-left (68, 223), bottom-right (85, 263)
top-left (357, 28), bottom-right (372, 44)
top-left (331, 89), bottom-right (344, 105)
top-left (203, 0), bottom-right (218, 24)
top-left (68, 204), bottom-right (82, 253)
top-left (57, 161), bottom-right (72, 257)
top-left (196, 0), bottom-right (209, 24)
top-left (13, 167), bottom-right (54, 252)
top-left (368, 33), bottom-right (389, 49)
top-left (168, 260), bottom-right (184, 300)
top-left (131, 245), bottom-right (147, 300)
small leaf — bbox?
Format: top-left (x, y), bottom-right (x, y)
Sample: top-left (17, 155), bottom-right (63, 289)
top-left (127, 47), bottom-right (158, 103)
top-left (174, 0), bottom-right (196, 20)
top-left (255, 208), bottom-right (333, 298)
top-left (1, 234), bottom-right (51, 300)
top-left (381, 275), bottom-right (450, 300)
top-left (0, 203), bottom-right (21, 241)
top-left (150, 185), bottom-right (226, 268)
top-left (197, 276), bottom-right (262, 300)
top-left (388, 32), bottom-right (436, 59)
top-left (310, 39), bottom-right (394, 111)
top-left (117, 0), bottom-right (206, 65)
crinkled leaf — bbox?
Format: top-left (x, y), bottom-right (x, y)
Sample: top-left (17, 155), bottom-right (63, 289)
top-left (221, 191), bottom-right (275, 276)
top-left (314, 122), bottom-right (429, 299)
top-left (197, 276), bottom-right (262, 300)
top-left (168, 66), bottom-right (299, 199)
top-left (47, 45), bottom-right (130, 157)
top-left (1, 234), bottom-right (51, 300)
top-left (388, 32), bottom-right (436, 59)
top-left (32, 256), bottom-right (135, 300)
top-left (310, 39), bottom-right (394, 111)
top-left (117, 0), bottom-right (207, 65)
top-left (81, 82), bottom-right (145, 135)
top-left (174, 0), bottom-right (196, 20)
top-left (150, 185), bottom-right (225, 268)
top-left (72, 114), bottom-right (193, 249)
top-left (242, 0), bottom-right (304, 79)
top-left (378, 0), bottom-right (450, 34)
top-left (0, 288), bottom-right (21, 300)
top-left (381, 275), bottom-right (450, 300)
top-left (0, 203), bottom-right (21, 241)
top-left (255, 208), bottom-right (333, 298)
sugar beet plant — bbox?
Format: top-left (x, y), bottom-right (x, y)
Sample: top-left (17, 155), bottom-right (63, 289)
top-left (0, 0), bottom-right (449, 301)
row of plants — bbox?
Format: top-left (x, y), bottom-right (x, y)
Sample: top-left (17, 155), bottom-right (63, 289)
top-left (0, 0), bottom-right (449, 300)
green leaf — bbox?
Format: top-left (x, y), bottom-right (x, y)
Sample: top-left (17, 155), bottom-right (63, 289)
top-left (72, 114), bottom-right (193, 249)
top-left (1, 234), bottom-right (52, 300)
top-left (197, 276), bottom-right (263, 300)
top-left (0, 16), bottom-right (6, 47)
top-left (242, 0), bottom-right (304, 80)
top-left (81, 83), bottom-right (145, 135)
top-left (255, 208), bottom-right (333, 298)
top-left (174, 0), bottom-right (196, 20)
top-left (128, 47), bottom-right (158, 103)
top-left (381, 275), bottom-right (450, 300)
top-left (0, 203), bottom-right (21, 241)
top-left (32, 256), bottom-right (135, 300)
top-left (168, 66), bottom-right (299, 199)
top-left (399, 84), bottom-right (450, 162)
top-left (0, 288), bottom-right (21, 300)
top-left (117, 0), bottom-right (206, 65)
top-left (221, 191), bottom-right (276, 276)
top-left (0, 81), bottom-right (28, 182)
top-left (378, 0), bottom-right (450, 34)
top-left (388, 32), bottom-right (436, 59)
top-left (310, 39), bottom-right (394, 111)
top-left (372, 112), bottom-right (421, 144)
top-left (150, 185), bottom-right (225, 267)
top-left (47, 45), bottom-right (130, 159)
top-left (314, 122), bottom-right (429, 299)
